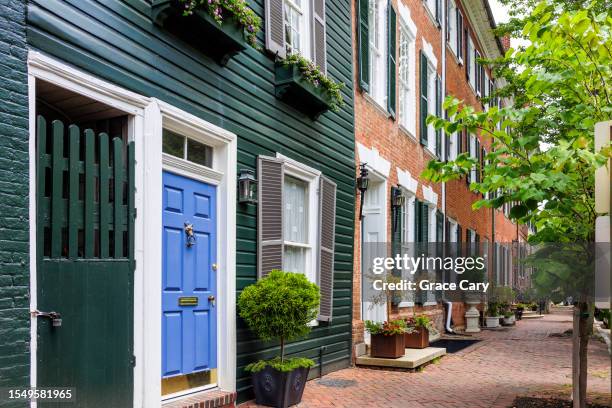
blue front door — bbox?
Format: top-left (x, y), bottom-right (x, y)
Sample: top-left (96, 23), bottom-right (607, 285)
top-left (162, 171), bottom-right (217, 379)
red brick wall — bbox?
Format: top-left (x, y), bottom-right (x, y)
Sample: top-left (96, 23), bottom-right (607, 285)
top-left (351, 0), bottom-right (520, 346)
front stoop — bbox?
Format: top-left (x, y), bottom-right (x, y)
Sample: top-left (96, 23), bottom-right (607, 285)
top-left (162, 390), bottom-right (237, 408)
top-left (356, 347), bottom-right (446, 369)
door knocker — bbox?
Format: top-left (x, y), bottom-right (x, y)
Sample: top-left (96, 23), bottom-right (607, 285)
top-left (184, 222), bottom-right (196, 248)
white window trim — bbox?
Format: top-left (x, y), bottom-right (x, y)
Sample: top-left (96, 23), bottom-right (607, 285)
top-left (283, 0), bottom-right (312, 60)
top-left (368, 0), bottom-right (388, 108)
top-left (276, 153), bottom-right (320, 286)
top-left (468, 37), bottom-right (476, 92)
top-left (397, 192), bottom-right (416, 308)
top-left (27, 52), bottom-right (238, 408)
top-left (398, 20), bottom-right (416, 135)
top-left (423, 0), bottom-right (439, 28)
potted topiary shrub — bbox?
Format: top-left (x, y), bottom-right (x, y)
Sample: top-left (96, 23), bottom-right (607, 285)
top-left (238, 271), bottom-right (320, 408)
top-left (365, 320), bottom-right (407, 358)
top-left (486, 302), bottom-right (500, 328)
top-left (404, 315), bottom-right (432, 349)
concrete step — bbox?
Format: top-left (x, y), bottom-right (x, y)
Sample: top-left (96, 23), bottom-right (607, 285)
top-left (356, 347), bottom-right (446, 369)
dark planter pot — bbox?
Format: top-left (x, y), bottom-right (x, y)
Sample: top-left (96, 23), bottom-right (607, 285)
top-left (515, 308), bottom-right (523, 320)
top-left (151, 0), bottom-right (247, 65)
top-left (405, 326), bottom-right (429, 349)
top-left (370, 333), bottom-right (405, 358)
top-left (251, 366), bottom-right (309, 408)
top-left (274, 62), bottom-right (334, 119)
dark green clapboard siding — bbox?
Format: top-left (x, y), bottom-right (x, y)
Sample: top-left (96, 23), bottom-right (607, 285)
top-left (27, 0), bottom-right (354, 401)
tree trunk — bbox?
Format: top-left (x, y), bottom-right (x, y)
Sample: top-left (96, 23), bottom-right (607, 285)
top-left (572, 302), bottom-right (592, 408)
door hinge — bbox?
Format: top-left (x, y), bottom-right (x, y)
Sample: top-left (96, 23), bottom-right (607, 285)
top-left (130, 355), bottom-right (136, 367)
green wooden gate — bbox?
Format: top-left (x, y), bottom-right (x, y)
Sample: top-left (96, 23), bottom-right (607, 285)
top-left (36, 116), bottom-right (135, 407)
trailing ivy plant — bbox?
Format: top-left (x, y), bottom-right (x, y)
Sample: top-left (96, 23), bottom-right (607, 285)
top-left (282, 53), bottom-right (345, 112)
top-left (179, 0), bottom-right (261, 46)
top-left (238, 270), bottom-right (320, 372)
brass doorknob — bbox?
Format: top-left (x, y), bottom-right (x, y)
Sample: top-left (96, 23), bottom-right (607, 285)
top-left (212, 263), bottom-right (218, 271)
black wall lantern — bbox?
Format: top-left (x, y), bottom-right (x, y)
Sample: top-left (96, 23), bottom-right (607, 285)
top-left (392, 185), bottom-right (406, 208)
top-left (238, 169), bottom-right (258, 204)
top-left (391, 185), bottom-right (406, 230)
top-left (357, 163), bottom-right (369, 220)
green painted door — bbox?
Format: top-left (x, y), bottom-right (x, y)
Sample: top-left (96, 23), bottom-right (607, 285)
top-left (35, 116), bottom-right (135, 407)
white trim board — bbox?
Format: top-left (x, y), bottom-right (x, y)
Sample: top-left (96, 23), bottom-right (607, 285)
top-left (356, 142), bottom-right (391, 178)
top-left (27, 52), bottom-right (237, 408)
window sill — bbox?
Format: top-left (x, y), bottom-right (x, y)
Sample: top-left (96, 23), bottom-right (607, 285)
top-left (399, 124), bottom-right (418, 143)
top-left (363, 92), bottom-right (390, 118)
top-left (422, 2), bottom-right (441, 30)
top-left (446, 44), bottom-right (463, 66)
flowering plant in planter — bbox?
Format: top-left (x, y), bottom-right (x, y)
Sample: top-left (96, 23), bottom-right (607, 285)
top-left (281, 53), bottom-right (345, 112)
top-left (404, 315), bottom-right (431, 349)
top-left (365, 319), bottom-right (407, 359)
top-left (364, 319), bottom-right (407, 336)
top-left (179, 0), bottom-right (261, 46)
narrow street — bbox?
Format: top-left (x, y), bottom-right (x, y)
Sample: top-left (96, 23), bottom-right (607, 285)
top-left (241, 308), bottom-right (611, 408)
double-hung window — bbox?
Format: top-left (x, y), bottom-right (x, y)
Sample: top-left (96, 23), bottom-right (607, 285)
top-left (419, 44), bottom-right (439, 155)
top-left (257, 155), bottom-right (338, 321)
top-left (467, 37), bottom-right (476, 90)
top-left (447, 0), bottom-right (463, 62)
top-left (368, 0), bottom-right (387, 107)
top-left (283, 0), bottom-right (307, 56)
top-left (264, 0), bottom-right (326, 72)
top-left (398, 21), bottom-right (416, 134)
top-left (469, 133), bottom-right (477, 182)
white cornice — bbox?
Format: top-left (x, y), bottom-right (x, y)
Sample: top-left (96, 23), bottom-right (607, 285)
top-left (461, 0), bottom-right (503, 60)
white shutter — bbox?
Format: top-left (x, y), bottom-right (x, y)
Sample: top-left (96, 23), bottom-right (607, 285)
top-left (265, 0), bottom-right (286, 58)
top-left (311, 0), bottom-right (327, 73)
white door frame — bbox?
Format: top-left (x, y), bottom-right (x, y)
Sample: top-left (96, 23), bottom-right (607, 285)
top-left (27, 52), bottom-right (237, 408)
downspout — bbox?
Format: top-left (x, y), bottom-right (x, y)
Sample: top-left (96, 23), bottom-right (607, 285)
top-left (441, 0), bottom-right (454, 335)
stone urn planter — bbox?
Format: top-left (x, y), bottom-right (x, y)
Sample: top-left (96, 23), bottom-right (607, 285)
top-left (464, 293), bottom-right (483, 333)
top-left (371, 333), bottom-right (405, 358)
top-left (486, 316), bottom-right (500, 328)
top-left (502, 315), bottom-right (515, 326)
top-left (405, 326), bottom-right (429, 349)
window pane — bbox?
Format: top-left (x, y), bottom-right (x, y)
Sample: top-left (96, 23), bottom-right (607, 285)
top-left (283, 176), bottom-right (308, 243)
top-left (162, 130), bottom-right (184, 158)
top-left (284, 246), bottom-right (307, 274)
top-left (187, 139), bottom-right (213, 167)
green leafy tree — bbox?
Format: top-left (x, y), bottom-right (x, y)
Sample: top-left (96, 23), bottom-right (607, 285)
top-left (238, 270), bottom-right (320, 370)
top-left (423, 1), bottom-right (611, 406)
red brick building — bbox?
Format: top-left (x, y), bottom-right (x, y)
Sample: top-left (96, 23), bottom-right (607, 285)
top-left (351, 0), bottom-right (525, 352)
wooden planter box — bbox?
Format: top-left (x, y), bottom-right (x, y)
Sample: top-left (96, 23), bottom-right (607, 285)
top-left (151, 0), bottom-right (247, 65)
top-left (274, 62), bottom-right (333, 119)
top-left (405, 326), bottom-right (429, 349)
top-left (370, 333), bottom-right (405, 359)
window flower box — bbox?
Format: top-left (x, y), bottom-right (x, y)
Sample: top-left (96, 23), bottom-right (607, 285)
top-left (151, 0), bottom-right (248, 66)
top-left (274, 62), bottom-right (335, 119)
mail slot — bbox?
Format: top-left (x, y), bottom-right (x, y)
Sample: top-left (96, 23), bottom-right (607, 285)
top-left (178, 296), bottom-right (198, 306)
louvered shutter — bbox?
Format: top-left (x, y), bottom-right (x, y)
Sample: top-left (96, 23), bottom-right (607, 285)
top-left (465, 29), bottom-right (470, 80)
top-left (265, 0), bottom-right (286, 58)
top-left (435, 74), bottom-right (442, 158)
top-left (422, 203), bottom-right (429, 242)
top-left (475, 138), bottom-right (481, 183)
top-left (420, 50), bottom-right (428, 146)
top-left (457, 12), bottom-right (463, 60)
top-left (387, 3), bottom-right (397, 118)
top-left (445, 218), bottom-right (451, 242)
top-left (312, 0), bottom-right (327, 73)
top-left (466, 132), bottom-right (471, 184)
top-left (414, 199), bottom-right (420, 242)
top-left (436, 211), bottom-right (444, 243)
top-left (475, 233), bottom-right (480, 257)
top-left (357, 0), bottom-right (369, 91)
top-left (258, 156), bottom-right (284, 278)
top-left (318, 175), bottom-right (336, 321)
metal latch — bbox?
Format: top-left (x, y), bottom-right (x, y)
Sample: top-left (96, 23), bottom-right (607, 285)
top-left (31, 310), bottom-right (62, 327)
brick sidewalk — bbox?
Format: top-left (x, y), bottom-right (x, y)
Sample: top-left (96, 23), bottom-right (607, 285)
top-left (239, 308), bottom-right (611, 408)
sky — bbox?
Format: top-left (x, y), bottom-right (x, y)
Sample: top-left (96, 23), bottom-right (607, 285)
top-left (489, 0), bottom-right (512, 25)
